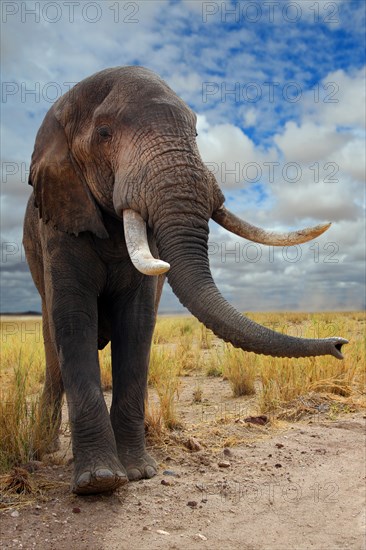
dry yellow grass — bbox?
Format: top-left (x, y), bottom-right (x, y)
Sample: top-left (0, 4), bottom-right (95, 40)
top-left (221, 345), bottom-right (257, 396)
top-left (148, 346), bottom-right (182, 429)
top-left (1, 312), bottom-right (364, 473)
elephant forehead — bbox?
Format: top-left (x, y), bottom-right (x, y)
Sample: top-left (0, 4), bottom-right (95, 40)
top-left (54, 66), bottom-right (197, 132)
top-left (90, 103), bottom-right (195, 143)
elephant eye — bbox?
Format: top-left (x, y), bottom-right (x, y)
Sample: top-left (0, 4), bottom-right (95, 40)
top-left (195, 131), bottom-right (198, 137)
top-left (97, 125), bottom-right (112, 139)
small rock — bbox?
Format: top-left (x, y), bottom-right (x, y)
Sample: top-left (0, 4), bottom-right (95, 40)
top-left (143, 526), bottom-right (151, 531)
top-left (156, 529), bottom-right (170, 535)
top-left (162, 470), bottom-right (179, 477)
top-left (187, 500), bottom-right (198, 508)
top-left (72, 507), bottom-right (81, 514)
top-left (186, 437), bottom-right (203, 452)
top-left (195, 533), bottom-right (208, 541)
top-left (274, 463), bottom-right (282, 468)
top-left (10, 511), bottom-right (19, 518)
top-left (275, 443), bottom-right (284, 449)
top-left (161, 479), bottom-right (173, 486)
top-left (244, 415), bottom-right (269, 425)
top-left (223, 448), bottom-right (233, 456)
top-left (218, 461), bottom-right (231, 468)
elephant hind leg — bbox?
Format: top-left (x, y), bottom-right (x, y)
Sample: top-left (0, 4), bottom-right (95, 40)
top-left (37, 302), bottom-right (64, 454)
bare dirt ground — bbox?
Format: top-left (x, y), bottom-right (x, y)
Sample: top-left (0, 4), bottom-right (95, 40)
top-left (1, 376), bottom-right (365, 550)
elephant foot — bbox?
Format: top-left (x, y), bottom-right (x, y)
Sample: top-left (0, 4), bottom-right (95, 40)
top-left (119, 450), bottom-right (158, 481)
top-left (72, 460), bottom-right (128, 495)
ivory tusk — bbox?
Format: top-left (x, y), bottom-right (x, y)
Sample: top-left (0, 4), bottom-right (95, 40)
top-left (212, 206), bottom-right (331, 246)
top-left (123, 209), bottom-right (170, 275)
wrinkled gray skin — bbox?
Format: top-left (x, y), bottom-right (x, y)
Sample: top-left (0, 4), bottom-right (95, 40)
top-left (23, 67), bottom-right (347, 495)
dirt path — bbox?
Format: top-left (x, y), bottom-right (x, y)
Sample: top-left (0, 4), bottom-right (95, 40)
top-left (1, 412), bottom-right (365, 550)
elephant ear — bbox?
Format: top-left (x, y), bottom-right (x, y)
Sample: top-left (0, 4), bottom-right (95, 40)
top-left (29, 108), bottom-right (108, 238)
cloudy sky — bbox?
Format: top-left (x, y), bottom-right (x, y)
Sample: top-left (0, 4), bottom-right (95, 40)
top-left (1, 0), bottom-right (365, 313)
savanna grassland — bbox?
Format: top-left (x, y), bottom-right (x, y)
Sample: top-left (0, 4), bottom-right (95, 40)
top-left (1, 311), bottom-right (364, 479)
top-left (1, 312), bottom-right (365, 549)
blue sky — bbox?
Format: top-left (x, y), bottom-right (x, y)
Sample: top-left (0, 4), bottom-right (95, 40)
top-left (1, 0), bottom-right (365, 313)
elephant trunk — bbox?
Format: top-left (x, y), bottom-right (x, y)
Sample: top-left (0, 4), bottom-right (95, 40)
top-left (153, 218), bottom-right (347, 359)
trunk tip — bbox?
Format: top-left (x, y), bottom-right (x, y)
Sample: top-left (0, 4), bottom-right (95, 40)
top-left (327, 337), bottom-right (348, 359)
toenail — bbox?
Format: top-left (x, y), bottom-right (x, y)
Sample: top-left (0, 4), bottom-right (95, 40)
top-left (145, 466), bottom-right (156, 478)
top-left (128, 468), bottom-right (141, 481)
top-left (77, 472), bottom-right (91, 487)
top-left (95, 468), bottom-right (113, 480)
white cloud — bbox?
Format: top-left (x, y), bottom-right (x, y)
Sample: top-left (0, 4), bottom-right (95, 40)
top-left (243, 108), bottom-right (257, 128)
top-left (274, 179), bottom-right (361, 222)
top-left (273, 121), bottom-right (350, 163)
top-left (303, 67), bottom-right (366, 128)
top-left (1, 3), bottom-right (365, 313)
top-left (196, 116), bottom-right (277, 187)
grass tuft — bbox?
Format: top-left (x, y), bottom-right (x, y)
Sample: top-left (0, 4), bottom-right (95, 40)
top-left (222, 345), bottom-right (257, 397)
top-left (0, 363), bottom-right (59, 473)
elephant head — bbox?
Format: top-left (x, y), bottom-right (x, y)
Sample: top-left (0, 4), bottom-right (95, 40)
top-left (29, 66), bottom-right (347, 359)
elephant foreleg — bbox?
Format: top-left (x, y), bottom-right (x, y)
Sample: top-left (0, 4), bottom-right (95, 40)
top-left (110, 276), bottom-right (157, 480)
top-left (41, 232), bottom-right (127, 494)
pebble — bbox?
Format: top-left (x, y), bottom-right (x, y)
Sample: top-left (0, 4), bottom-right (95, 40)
top-left (156, 530), bottom-right (170, 535)
top-left (223, 448), bottom-right (233, 456)
top-left (218, 461), bottom-right (231, 468)
top-left (187, 500), bottom-right (198, 508)
top-left (72, 507), bottom-right (81, 514)
top-left (10, 511), bottom-right (19, 518)
top-left (163, 470), bottom-right (179, 477)
top-left (161, 479), bottom-right (173, 486)
top-left (186, 437), bottom-right (203, 451)
top-left (195, 533), bottom-right (208, 541)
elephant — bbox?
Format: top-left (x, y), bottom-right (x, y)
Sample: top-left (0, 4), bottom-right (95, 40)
top-left (23, 66), bottom-right (347, 495)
